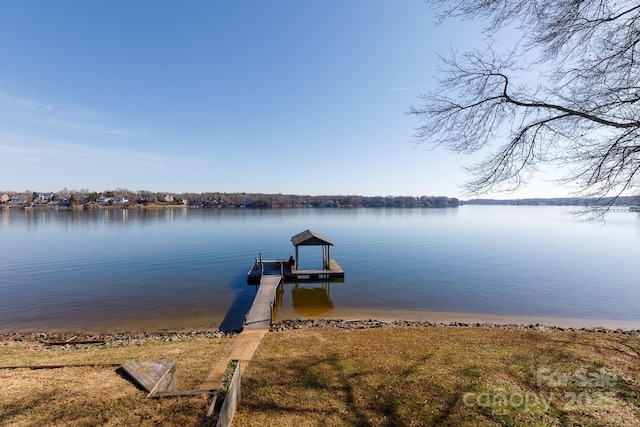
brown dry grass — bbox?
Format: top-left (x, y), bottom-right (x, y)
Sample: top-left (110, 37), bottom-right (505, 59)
top-left (234, 326), bottom-right (640, 427)
top-left (0, 336), bottom-right (234, 426)
top-left (1, 327), bottom-right (639, 426)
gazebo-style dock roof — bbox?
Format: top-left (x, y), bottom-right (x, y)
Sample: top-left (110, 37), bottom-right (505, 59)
top-left (291, 229), bottom-right (333, 246)
top-left (291, 229), bottom-right (334, 272)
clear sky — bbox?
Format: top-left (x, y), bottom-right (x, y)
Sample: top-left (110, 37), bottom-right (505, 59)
top-left (0, 0), bottom-right (571, 199)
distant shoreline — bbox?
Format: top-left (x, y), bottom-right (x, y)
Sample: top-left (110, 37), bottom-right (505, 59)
top-left (3, 202), bottom-right (639, 211)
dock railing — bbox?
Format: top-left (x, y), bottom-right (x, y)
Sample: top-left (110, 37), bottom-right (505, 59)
top-left (213, 360), bottom-right (241, 427)
top-left (254, 257), bottom-right (265, 276)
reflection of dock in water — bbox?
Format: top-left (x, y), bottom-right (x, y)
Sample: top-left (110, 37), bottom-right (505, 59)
top-left (291, 283), bottom-right (333, 316)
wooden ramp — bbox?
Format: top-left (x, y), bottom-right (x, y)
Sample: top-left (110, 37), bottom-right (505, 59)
top-left (198, 329), bottom-right (267, 391)
top-left (243, 275), bottom-right (281, 330)
top-left (122, 359), bottom-right (177, 397)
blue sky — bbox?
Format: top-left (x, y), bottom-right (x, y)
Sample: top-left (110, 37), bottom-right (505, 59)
top-left (0, 1), bottom-right (570, 198)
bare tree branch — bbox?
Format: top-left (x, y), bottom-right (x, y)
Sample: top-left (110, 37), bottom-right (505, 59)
top-left (412, 0), bottom-right (640, 210)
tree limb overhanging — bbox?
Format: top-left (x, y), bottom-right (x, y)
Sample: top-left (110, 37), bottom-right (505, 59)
top-left (411, 0), bottom-right (640, 206)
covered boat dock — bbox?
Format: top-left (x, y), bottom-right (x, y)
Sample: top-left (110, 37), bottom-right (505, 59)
top-left (246, 229), bottom-right (345, 283)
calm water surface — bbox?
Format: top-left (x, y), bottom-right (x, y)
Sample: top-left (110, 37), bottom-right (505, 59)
top-left (1, 206), bottom-right (639, 331)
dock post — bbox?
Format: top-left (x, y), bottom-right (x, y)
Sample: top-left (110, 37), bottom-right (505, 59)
top-left (269, 301), bottom-right (273, 326)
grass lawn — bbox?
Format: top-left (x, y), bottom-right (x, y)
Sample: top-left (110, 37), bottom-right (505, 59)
top-left (234, 326), bottom-right (640, 426)
top-left (0, 335), bottom-right (235, 426)
top-left (1, 325), bottom-right (639, 426)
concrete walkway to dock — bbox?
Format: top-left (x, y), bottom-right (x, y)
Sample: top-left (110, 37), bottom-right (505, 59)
top-left (198, 329), bottom-right (268, 390)
top-left (198, 275), bottom-right (282, 391)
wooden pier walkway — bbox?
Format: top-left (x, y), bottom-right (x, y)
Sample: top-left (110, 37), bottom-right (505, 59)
top-left (199, 229), bottom-right (344, 392)
top-left (198, 274), bottom-right (282, 391)
top-left (243, 275), bottom-right (281, 330)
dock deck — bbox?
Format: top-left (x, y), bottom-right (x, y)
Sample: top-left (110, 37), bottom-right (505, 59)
top-left (246, 259), bottom-right (345, 284)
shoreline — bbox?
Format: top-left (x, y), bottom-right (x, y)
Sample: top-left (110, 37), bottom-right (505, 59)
top-left (2, 317), bottom-right (638, 345)
top-left (271, 318), bottom-right (640, 334)
top-left (3, 307), bottom-right (640, 337)
top-left (3, 309), bottom-right (638, 335)
top-left (276, 306), bottom-right (640, 331)
top-left (3, 306), bottom-right (640, 338)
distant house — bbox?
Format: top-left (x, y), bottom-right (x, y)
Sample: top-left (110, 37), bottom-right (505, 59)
top-left (96, 196), bottom-right (111, 205)
top-left (53, 195), bottom-right (71, 205)
top-left (163, 195), bottom-right (174, 203)
top-left (113, 196), bottom-right (129, 205)
top-left (37, 193), bottom-right (53, 203)
top-left (0, 194), bottom-right (9, 204)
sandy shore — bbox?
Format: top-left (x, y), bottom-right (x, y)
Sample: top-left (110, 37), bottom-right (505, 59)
top-left (0, 313), bottom-right (226, 335)
top-left (2, 306), bottom-right (639, 336)
top-left (2, 307), bottom-right (639, 337)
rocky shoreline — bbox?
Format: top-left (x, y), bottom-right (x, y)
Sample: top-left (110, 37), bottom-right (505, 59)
top-left (0, 330), bottom-right (236, 347)
top-left (270, 318), bottom-right (640, 335)
top-left (2, 318), bottom-right (638, 347)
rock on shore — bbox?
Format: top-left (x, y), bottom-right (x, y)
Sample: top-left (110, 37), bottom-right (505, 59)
top-left (0, 330), bottom-right (237, 347)
top-left (2, 319), bottom-right (638, 347)
top-left (270, 318), bottom-right (640, 335)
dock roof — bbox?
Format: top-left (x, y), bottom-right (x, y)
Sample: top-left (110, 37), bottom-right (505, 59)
top-left (291, 229), bottom-right (333, 247)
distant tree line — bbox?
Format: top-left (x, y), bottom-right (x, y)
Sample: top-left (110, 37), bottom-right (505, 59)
top-left (6, 189), bottom-right (640, 209)
top-left (463, 196), bottom-right (639, 206)
top-left (126, 192), bottom-right (460, 208)
top-left (0, 189), bottom-right (459, 209)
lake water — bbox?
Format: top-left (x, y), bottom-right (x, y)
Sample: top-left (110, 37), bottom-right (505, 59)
top-left (1, 206), bottom-right (639, 332)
